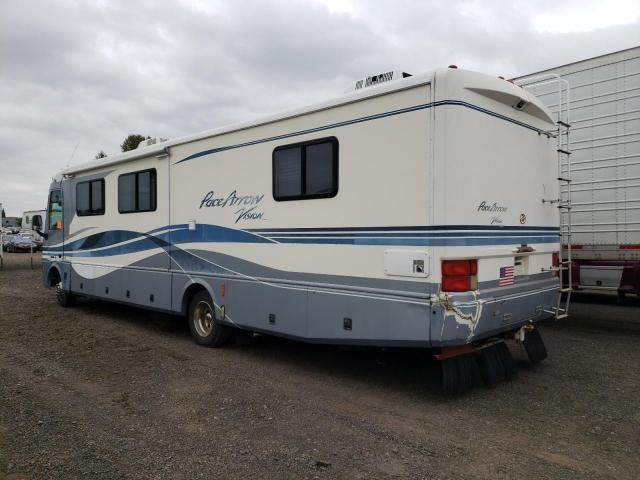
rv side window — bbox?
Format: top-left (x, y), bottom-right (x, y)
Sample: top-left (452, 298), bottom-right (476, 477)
top-left (48, 190), bottom-right (63, 230)
top-left (118, 169), bottom-right (157, 213)
top-left (273, 137), bottom-right (338, 201)
top-left (76, 179), bottom-right (105, 216)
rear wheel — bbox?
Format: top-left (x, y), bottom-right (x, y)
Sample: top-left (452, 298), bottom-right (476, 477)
top-left (188, 290), bottom-right (233, 347)
top-left (478, 345), bottom-right (505, 387)
top-left (442, 354), bottom-right (479, 395)
top-left (495, 342), bottom-right (518, 380)
top-left (523, 328), bottom-right (548, 366)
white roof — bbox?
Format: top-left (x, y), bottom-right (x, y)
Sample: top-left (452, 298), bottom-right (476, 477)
top-left (61, 69), bottom-right (438, 177)
top-left (60, 66), bottom-right (548, 177)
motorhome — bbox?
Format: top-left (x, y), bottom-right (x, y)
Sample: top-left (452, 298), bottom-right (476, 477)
top-left (22, 209), bottom-right (46, 244)
top-left (40, 67), bottom-right (564, 393)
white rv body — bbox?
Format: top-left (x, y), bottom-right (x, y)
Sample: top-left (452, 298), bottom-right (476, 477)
top-left (517, 47), bottom-right (640, 295)
top-left (42, 68), bottom-right (560, 348)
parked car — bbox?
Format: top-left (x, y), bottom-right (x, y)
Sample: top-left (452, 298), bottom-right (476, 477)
top-left (6, 234), bottom-right (35, 252)
top-left (2, 234), bottom-right (14, 251)
top-left (18, 229), bottom-right (43, 251)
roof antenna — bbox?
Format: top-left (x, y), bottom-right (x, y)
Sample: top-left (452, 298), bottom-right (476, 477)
top-left (67, 143), bottom-right (79, 169)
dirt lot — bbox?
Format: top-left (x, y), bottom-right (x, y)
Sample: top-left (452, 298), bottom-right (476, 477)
top-left (1, 253), bottom-right (639, 479)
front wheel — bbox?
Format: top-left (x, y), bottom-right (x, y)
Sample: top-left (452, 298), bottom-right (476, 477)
top-left (56, 282), bottom-right (75, 307)
top-left (188, 290), bottom-right (233, 347)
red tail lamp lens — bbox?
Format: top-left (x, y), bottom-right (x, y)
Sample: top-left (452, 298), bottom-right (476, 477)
top-left (441, 275), bottom-right (471, 292)
top-left (442, 259), bottom-right (477, 276)
top-left (441, 260), bottom-right (478, 292)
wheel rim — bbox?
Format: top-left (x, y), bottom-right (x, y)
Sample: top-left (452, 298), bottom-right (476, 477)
top-left (193, 300), bottom-right (214, 337)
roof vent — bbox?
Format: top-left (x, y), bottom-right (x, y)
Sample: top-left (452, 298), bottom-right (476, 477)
top-left (353, 71), bottom-right (412, 91)
top-left (137, 137), bottom-right (168, 149)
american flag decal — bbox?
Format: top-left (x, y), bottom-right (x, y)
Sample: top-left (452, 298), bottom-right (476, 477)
top-left (499, 265), bottom-right (515, 286)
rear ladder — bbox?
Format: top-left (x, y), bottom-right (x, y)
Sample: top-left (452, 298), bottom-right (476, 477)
top-left (516, 74), bottom-right (572, 319)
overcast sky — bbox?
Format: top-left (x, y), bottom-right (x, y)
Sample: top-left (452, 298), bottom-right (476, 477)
top-left (1, 0), bottom-right (639, 216)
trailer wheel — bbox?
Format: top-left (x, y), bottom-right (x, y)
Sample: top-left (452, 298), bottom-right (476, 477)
top-left (188, 290), bottom-right (232, 347)
top-left (523, 328), bottom-right (548, 366)
top-left (56, 282), bottom-right (75, 307)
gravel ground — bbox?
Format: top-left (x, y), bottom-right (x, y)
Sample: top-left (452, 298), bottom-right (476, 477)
top-left (1, 253), bottom-right (639, 479)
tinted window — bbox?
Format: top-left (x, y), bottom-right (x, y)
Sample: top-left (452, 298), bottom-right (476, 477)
top-left (48, 190), bottom-right (63, 230)
top-left (273, 147), bottom-right (303, 198)
top-left (118, 169), bottom-right (156, 213)
top-left (137, 171), bottom-right (153, 211)
top-left (305, 142), bottom-right (334, 195)
top-left (91, 181), bottom-right (103, 212)
top-left (118, 174), bottom-right (136, 213)
top-left (273, 138), bottom-right (338, 201)
top-left (76, 179), bottom-right (105, 216)
top-left (76, 182), bottom-right (90, 214)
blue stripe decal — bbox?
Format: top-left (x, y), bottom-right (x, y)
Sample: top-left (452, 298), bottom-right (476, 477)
top-left (248, 225), bottom-right (560, 232)
top-left (175, 100), bottom-right (547, 164)
top-left (43, 224), bottom-right (559, 258)
top-left (262, 232), bottom-right (553, 238)
top-left (270, 236), bottom-right (560, 246)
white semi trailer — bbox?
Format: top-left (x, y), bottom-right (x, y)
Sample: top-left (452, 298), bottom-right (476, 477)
top-left (517, 47), bottom-right (640, 299)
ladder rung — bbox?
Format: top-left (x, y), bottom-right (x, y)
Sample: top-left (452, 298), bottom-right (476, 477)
top-left (556, 313), bottom-right (569, 320)
top-left (557, 149), bottom-right (572, 155)
top-left (559, 288), bottom-right (572, 293)
top-left (557, 177), bottom-right (571, 182)
top-left (557, 120), bottom-right (571, 128)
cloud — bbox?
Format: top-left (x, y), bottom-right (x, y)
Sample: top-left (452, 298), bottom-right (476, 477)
top-left (1, 0), bottom-right (639, 214)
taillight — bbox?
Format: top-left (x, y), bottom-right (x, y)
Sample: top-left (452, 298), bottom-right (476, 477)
top-left (441, 259), bottom-right (478, 292)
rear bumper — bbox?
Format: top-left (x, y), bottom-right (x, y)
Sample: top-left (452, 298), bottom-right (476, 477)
top-left (430, 277), bottom-right (560, 347)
